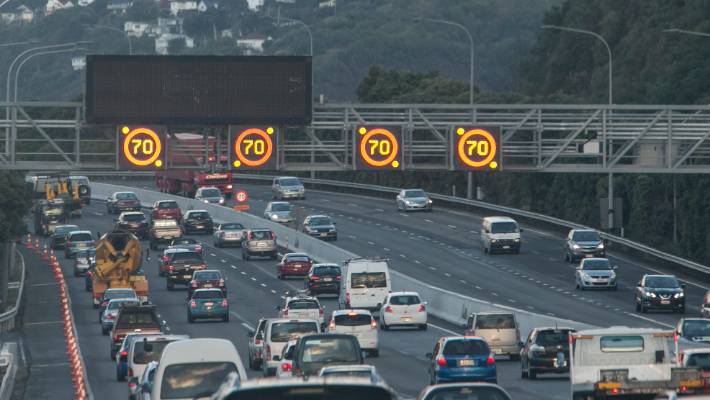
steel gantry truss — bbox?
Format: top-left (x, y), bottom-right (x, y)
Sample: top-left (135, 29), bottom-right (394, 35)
top-left (5, 101), bottom-right (710, 173)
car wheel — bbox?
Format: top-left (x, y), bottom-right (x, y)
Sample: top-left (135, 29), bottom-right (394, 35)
top-left (640, 304), bottom-right (647, 313)
top-left (564, 252), bottom-right (569, 262)
top-left (419, 323), bottom-right (427, 331)
top-left (679, 306), bottom-right (686, 314)
top-left (101, 326), bottom-right (108, 335)
top-left (635, 302), bottom-right (641, 312)
top-left (370, 349), bottom-right (379, 357)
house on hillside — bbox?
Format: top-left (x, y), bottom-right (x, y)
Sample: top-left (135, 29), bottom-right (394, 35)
top-left (319, 0), bottom-right (335, 8)
top-left (107, 0), bottom-right (131, 13)
top-left (246, 0), bottom-right (262, 11)
top-left (124, 21), bottom-right (154, 37)
top-left (236, 34), bottom-right (268, 54)
top-left (221, 29), bottom-right (232, 38)
top-left (45, 0), bottom-right (74, 15)
top-left (155, 33), bottom-right (194, 54)
top-left (196, 0), bottom-right (217, 12)
top-left (156, 17), bottom-right (183, 34)
top-left (169, 0), bottom-right (196, 15)
top-left (0, 5), bottom-right (34, 23)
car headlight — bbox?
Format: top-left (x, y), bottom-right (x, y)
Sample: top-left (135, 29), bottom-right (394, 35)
top-left (674, 292), bottom-right (685, 299)
top-left (270, 214), bottom-right (279, 220)
top-left (490, 239), bottom-right (497, 243)
top-left (427, 199), bottom-right (433, 204)
top-left (226, 184), bottom-right (233, 189)
top-left (219, 198), bottom-right (225, 204)
top-left (405, 200), bottom-right (413, 205)
top-left (514, 238), bottom-right (520, 242)
top-left (582, 273), bottom-right (591, 280)
top-left (202, 199), bottom-right (209, 203)
top-left (645, 291), bottom-right (656, 298)
top-left (597, 243), bottom-right (605, 249)
top-left (572, 244), bottom-right (581, 250)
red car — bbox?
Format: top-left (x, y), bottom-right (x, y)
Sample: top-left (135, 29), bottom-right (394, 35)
top-left (188, 269), bottom-right (226, 297)
top-left (277, 253), bottom-right (313, 280)
top-left (151, 200), bottom-right (182, 221)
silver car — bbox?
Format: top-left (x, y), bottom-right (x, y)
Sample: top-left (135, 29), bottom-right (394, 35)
top-left (272, 176), bottom-right (305, 200)
top-left (129, 360), bottom-right (157, 400)
top-left (302, 215), bottom-right (337, 241)
top-left (213, 222), bottom-right (246, 247)
top-left (195, 186), bottom-right (225, 205)
top-left (101, 298), bottom-right (140, 335)
top-left (264, 201), bottom-right (294, 224)
top-left (248, 318), bottom-right (268, 371)
top-left (396, 189), bottom-right (433, 212)
top-left (575, 258), bottom-right (617, 290)
top-left (242, 229), bottom-right (277, 260)
top-left (73, 248), bottom-right (95, 276)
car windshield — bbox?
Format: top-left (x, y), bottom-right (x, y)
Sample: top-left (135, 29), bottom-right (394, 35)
top-left (55, 225), bottom-right (79, 235)
top-left (251, 231), bottom-right (273, 240)
top-left (426, 387), bottom-right (511, 400)
top-left (535, 330), bottom-right (573, 346)
top-left (117, 311), bottom-right (158, 327)
top-left (116, 193), bottom-right (137, 200)
top-left (201, 188), bottom-right (220, 197)
top-left (287, 300), bottom-right (319, 310)
top-left (491, 222), bottom-right (518, 234)
top-left (172, 238), bottom-right (196, 245)
top-left (572, 231), bottom-right (600, 242)
top-left (443, 340), bottom-right (489, 356)
top-left (351, 272), bottom-right (387, 289)
top-left (170, 252), bottom-right (203, 263)
top-left (195, 271), bottom-right (220, 280)
top-left (107, 300), bottom-right (138, 310)
top-left (271, 203), bottom-right (291, 211)
top-left (188, 212), bottom-right (209, 219)
top-left (69, 233), bottom-right (93, 242)
top-left (193, 290), bottom-right (224, 300)
top-left (475, 314), bottom-right (515, 329)
top-left (221, 223), bottom-right (243, 230)
top-left (389, 295), bottom-right (421, 305)
top-left (105, 290), bottom-right (136, 300)
top-left (309, 217), bottom-right (332, 226)
top-left (314, 266), bottom-right (341, 275)
top-left (270, 322), bottom-right (318, 342)
top-left (302, 338), bottom-right (358, 363)
top-left (404, 189), bottom-right (426, 198)
top-left (686, 353), bottom-right (710, 371)
top-left (160, 362), bottom-right (237, 399)
top-left (132, 340), bottom-right (173, 364)
top-left (582, 259), bottom-right (612, 270)
top-left (280, 178), bottom-right (301, 186)
top-left (122, 214), bottom-right (144, 221)
top-left (286, 255), bottom-right (310, 263)
top-left (683, 320), bottom-right (710, 337)
top-left (646, 276), bottom-right (680, 288)
top-left (158, 201), bottom-right (178, 209)
top-left (154, 219), bottom-right (178, 228)
top-left (334, 314), bottom-right (371, 326)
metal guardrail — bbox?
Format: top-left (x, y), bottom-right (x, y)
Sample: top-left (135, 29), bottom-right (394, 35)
top-left (230, 173), bottom-right (710, 278)
top-left (0, 244), bottom-right (25, 333)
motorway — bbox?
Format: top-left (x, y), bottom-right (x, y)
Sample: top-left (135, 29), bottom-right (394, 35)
top-left (32, 179), bottom-right (710, 400)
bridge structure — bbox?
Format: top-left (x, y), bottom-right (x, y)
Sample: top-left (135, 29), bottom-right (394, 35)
top-left (3, 101), bottom-right (710, 174)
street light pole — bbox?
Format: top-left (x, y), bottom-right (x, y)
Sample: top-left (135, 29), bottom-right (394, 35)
top-left (14, 47), bottom-right (88, 101)
top-left (1, 40), bottom-right (36, 157)
top-left (84, 24), bottom-right (132, 55)
top-left (663, 28), bottom-right (710, 39)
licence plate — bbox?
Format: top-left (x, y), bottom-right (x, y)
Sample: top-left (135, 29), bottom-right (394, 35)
top-left (585, 254), bottom-right (593, 258)
top-left (323, 278), bottom-right (332, 282)
top-left (204, 284), bottom-right (212, 288)
top-left (502, 245), bottom-right (510, 249)
top-left (77, 243), bottom-right (86, 247)
top-left (165, 236), bottom-right (173, 240)
top-left (183, 274), bottom-right (192, 279)
top-left (661, 300), bottom-right (670, 304)
top-left (493, 348), bottom-right (503, 354)
top-left (205, 302), bottom-right (214, 306)
top-left (402, 317), bottom-right (411, 322)
top-left (320, 233), bottom-right (327, 237)
top-left (458, 359), bottom-right (474, 367)
top-left (258, 243), bottom-right (266, 247)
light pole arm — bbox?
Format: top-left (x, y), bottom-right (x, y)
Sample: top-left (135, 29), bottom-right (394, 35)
top-left (14, 47), bottom-right (86, 101)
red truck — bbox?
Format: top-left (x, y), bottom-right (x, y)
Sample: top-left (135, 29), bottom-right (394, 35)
top-left (156, 171), bottom-right (233, 198)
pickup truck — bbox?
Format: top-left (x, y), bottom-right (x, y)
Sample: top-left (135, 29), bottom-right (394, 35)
top-left (148, 218), bottom-right (183, 250)
top-left (165, 250), bottom-right (207, 290)
top-left (109, 305), bottom-right (164, 360)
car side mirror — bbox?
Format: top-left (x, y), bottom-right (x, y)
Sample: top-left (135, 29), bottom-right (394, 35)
top-left (519, 228), bottom-right (524, 233)
top-left (655, 350), bottom-right (665, 363)
top-left (141, 382), bottom-right (152, 394)
top-left (247, 331), bottom-right (254, 338)
top-left (425, 352), bottom-right (433, 359)
top-left (273, 355), bottom-right (280, 361)
top-left (613, 266), bottom-right (618, 270)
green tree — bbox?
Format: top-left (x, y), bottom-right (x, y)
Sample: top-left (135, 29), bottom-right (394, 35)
top-left (0, 171), bottom-right (31, 242)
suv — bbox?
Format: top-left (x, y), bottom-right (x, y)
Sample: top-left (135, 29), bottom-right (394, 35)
top-left (277, 253), bottom-right (313, 279)
top-left (564, 229), bottom-right (606, 262)
top-left (520, 327), bottom-right (575, 379)
top-left (635, 274), bottom-right (686, 313)
top-left (291, 334), bottom-right (363, 377)
top-left (159, 247), bottom-right (190, 277)
top-left (242, 229), bottom-right (277, 260)
top-left (165, 250), bottom-right (207, 290)
top-left (465, 312), bottom-right (521, 360)
top-left (262, 319), bottom-right (321, 376)
top-left (107, 192), bottom-right (141, 214)
top-left (50, 224), bottom-right (79, 249)
top-left (101, 298), bottom-right (140, 335)
top-left (481, 216), bottom-right (521, 254)
top-left (272, 176), bottom-right (305, 200)
top-left (150, 200), bottom-right (182, 221)
top-left (149, 218), bottom-right (183, 250)
top-left (302, 215), bottom-right (337, 241)
top-left (109, 305), bottom-right (163, 360)
top-left (328, 309), bottom-right (379, 357)
top-left (264, 201), bottom-right (294, 224)
top-left (306, 264), bottom-right (341, 296)
top-left (279, 293), bottom-right (325, 328)
top-left (247, 318), bottom-right (268, 370)
top-left (115, 212), bottom-right (149, 239)
top-left (181, 209), bottom-right (214, 234)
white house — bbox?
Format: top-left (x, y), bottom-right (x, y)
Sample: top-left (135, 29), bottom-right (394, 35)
top-left (246, 0), bottom-right (262, 11)
top-left (155, 33), bottom-right (194, 55)
top-left (196, 0), bottom-right (217, 12)
top-left (124, 21), bottom-right (154, 37)
top-left (236, 34), bottom-right (268, 54)
top-left (169, 0), bottom-right (196, 15)
top-left (77, 0), bottom-right (94, 6)
top-left (319, 0), bottom-right (335, 8)
top-left (46, 0), bottom-right (74, 15)
top-left (106, 0), bottom-right (131, 12)
top-left (220, 29), bottom-right (232, 38)
top-left (157, 17), bottom-right (183, 34)
top-left (0, 5), bottom-right (34, 23)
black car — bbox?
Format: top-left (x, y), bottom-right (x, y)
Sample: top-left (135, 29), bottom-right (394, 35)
top-left (302, 215), bottom-right (337, 241)
top-left (114, 212), bottom-right (149, 239)
top-left (181, 210), bottom-right (214, 234)
top-left (306, 264), bottom-right (342, 296)
top-left (635, 274), bottom-right (686, 313)
top-left (165, 251), bottom-right (207, 290)
top-left (521, 327), bottom-right (575, 379)
top-left (564, 229), bottom-right (606, 262)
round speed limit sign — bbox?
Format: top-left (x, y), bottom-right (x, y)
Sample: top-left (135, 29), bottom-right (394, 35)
top-left (235, 190), bottom-right (249, 203)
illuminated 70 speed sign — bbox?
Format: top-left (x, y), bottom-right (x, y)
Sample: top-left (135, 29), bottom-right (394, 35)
top-left (451, 126), bottom-right (501, 170)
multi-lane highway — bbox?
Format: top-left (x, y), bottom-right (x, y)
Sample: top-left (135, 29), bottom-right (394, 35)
top-left (33, 178), bottom-right (710, 400)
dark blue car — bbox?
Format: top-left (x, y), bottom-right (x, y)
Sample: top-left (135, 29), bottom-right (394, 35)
top-left (427, 336), bottom-right (497, 384)
top-left (187, 288), bottom-right (229, 323)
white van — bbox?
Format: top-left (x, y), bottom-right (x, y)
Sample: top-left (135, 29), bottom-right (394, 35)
top-left (342, 258), bottom-right (391, 311)
top-left (151, 338), bottom-right (247, 400)
top-left (481, 216), bottom-right (522, 254)
top-left (262, 318), bottom-right (321, 377)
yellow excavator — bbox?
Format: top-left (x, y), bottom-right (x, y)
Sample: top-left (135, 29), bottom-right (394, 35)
top-left (90, 230), bottom-right (149, 307)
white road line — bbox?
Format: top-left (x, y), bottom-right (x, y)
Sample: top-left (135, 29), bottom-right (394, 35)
top-left (93, 212), bottom-right (102, 216)
top-left (270, 289), bottom-right (277, 294)
top-left (260, 283), bottom-right (267, 287)
top-left (375, 208), bottom-right (384, 212)
top-left (347, 203), bottom-right (358, 207)
top-left (444, 273), bottom-right (451, 277)
top-left (459, 280), bottom-right (467, 284)
top-left (399, 254), bottom-right (406, 258)
top-left (428, 323), bottom-right (459, 335)
top-left (424, 219), bottom-right (433, 223)
top-left (210, 253), bottom-right (216, 257)
top-left (527, 306), bottom-right (534, 310)
top-left (367, 241), bottom-right (375, 245)
top-left (239, 322), bottom-right (254, 330)
top-left (221, 259), bottom-right (227, 263)
top-left (491, 292), bottom-right (499, 296)
top-left (414, 260), bottom-right (421, 264)
top-left (429, 266), bottom-right (437, 271)
top-left (383, 247), bottom-right (390, 251)
top-left (240, 271), bottom-right (246, 275)
top-left (448, 225), bottom-right (456, 229)
top-left (475, 286), bottom-right (482, 290)
top-left (508, 299), bottom-right (516, 303)
top-left (230, 265), bottom-right (237, 269)
top-left (624, 312), bottom-right (674, 328)
top-left (250, 277), bottom-right (257, 281)
top-left (347, 235), bottom-right (357, 239)
top-left (399, 213), bottom-right (409, 218)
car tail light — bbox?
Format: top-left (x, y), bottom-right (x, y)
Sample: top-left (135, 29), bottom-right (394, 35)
top-left (384, 306), bottom-right (393, 313)
top-left (161, 256), bottom-right (168, 262)
top-left (191, 281), bottom-right (198, 287)
top-left (370, 319), bottom-right (377, 329)
top-left (255, 338), bottom-right (262, 345)
top-left (487, 355), bottom-right (495, 365)
top-left (128, 368), bottom-right (133, 377)
top-left (319, 308), bottom-right (324, 316)
top-left (219, 278), bottom-right (225, 286)
top-left (101, 300), bottom-right (108, 307)
top-left (221, 299), bottom-right (228, 307)
top-left (248, 232), bottom-right (254, 240)
top-left (272, 233), bottom-right (276, 240)
top-left (105, 314), bottom-right (114, 320)
top-left (336, 275), bottom-right (341, 281)
top-left (310, 275), bottom-right (320, 281)
top-left (128, 380), bottom-right (137, 390)
top-left (418, 304), bottom-right (426, 312)
top-left (328, 320), bottom-right (335, 330)
top-left (190, 300), bottom-right (197, 308)
top-left (168, 265), bottom-right (174, 272)
top-left (195, 245), bottom-right (202, 252)
top-left (281, 362), bottom-right (292, 372)
top-left (220, 232), bottom-right (225, 237)
top-left (198, 264), bottom-right (206, 270)
top-left (437, 357), bottom-right (447, 367)
top-left (345, 292), bottom-right (350, 305)
top-left (113, 335), bottom-right (122, 343)
top-left (120, 350), bottom-right (128, 358)
top-left (265, 345), bottom-right (271, 361)
top-left (93, 293), bottom-right (101, 300)
top-left (283, 309), bottom-right (288, 316)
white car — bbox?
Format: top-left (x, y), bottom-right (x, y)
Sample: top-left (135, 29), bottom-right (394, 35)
top-left (279, 293), bottom-right (325, 328)
top-left (318, 365), bottom-right (384, 384)
top-left (380, 291), bottom-right (428, 330)
top-left (275, 340), bottom-right (298, 378)
top-left (195, 186), bottom-right (224, 205)
top-left (261, 318), bottom-right (320, 377)
top-left (327, 309), bottom-right (379, 357)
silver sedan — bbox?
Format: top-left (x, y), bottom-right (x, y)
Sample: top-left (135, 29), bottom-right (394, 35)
top-left (212, 222), bottom-right (246, 247)
top-left (396, 189), bottom-right (433, 212)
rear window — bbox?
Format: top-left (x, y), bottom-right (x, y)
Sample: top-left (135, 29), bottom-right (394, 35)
top-left (221, 223), bottom-right (243, 230)
top-left (194, 290), bottom-right (224, 299)
top-left (535, 330), bottom-right (573, 346)
top-left (301, 338), bottom-right (358, 363)
top-left (270, 322), bottom-right (318, 342)
top-left (426, 386), bottom-right (510, 400)
top-left (287, 300), bottom-right (319, 310)
top-left (351, 272), bottom-right (387, 289)
top-left (682, 320), bottom-right (710, 337)
top-left (271, 203), bottom-right (291, 211)
top-left (686, 353), bottom-right (710, 371)
top-left (314, 266), bottom-right (341, 275)
top-left (108, 300), bottom-right (138, 310)
top-left (279, 178), bottom-right (301, 186)
top-left (286, 255), bottom-right (310, 263)
top-left (321, 370), bottom-right (372, 379)
top-left (117, 311), bottom-right (159, 328)
top-left (443, 340), bottom-right (489, 356)
top-left (308, 217), bottom-right (332, 226)
top-left (334, 314), bottom-right (371, 326)
top-left (582, 259), bottom-right (612, 270)
top-left (475, 314), bottom-right (516, 329)
top-left (404, 189), bottom-right (426, 198)
top-left (69, 233), bottom-right (93, 242)
top-left (188, 212), bottom-right (209, 219)
top-left (122, 214), bottom-right (144, 221)
top-left (600, 336), bottom-right (644, 353)
top-left (490, 222), bottom-right (518, 234)
top-left (55, 225), bottom-right (79, 235)
top-left (251, 231), bottom-right (273, 240)
top-left (572, 230), bottom-right (600, 241)
top-left (195, 271), bottom-right (220, 281)
top-left (160, 362), bottom-right (237, 399)
top-left (132, 340), bottom-right (173, 364)
top-left (105, 290), bottom-right (136, 300)
top-left (201, 188), bottom-right (220, 197)
top-left (157, 201), bottom-right (178, 209)
top-left (116, 193), bottom-right (137, 200)
top-left (170, 252), bottom-right (203, 263)
top-left (389, 295), bottom-right (420, 305)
